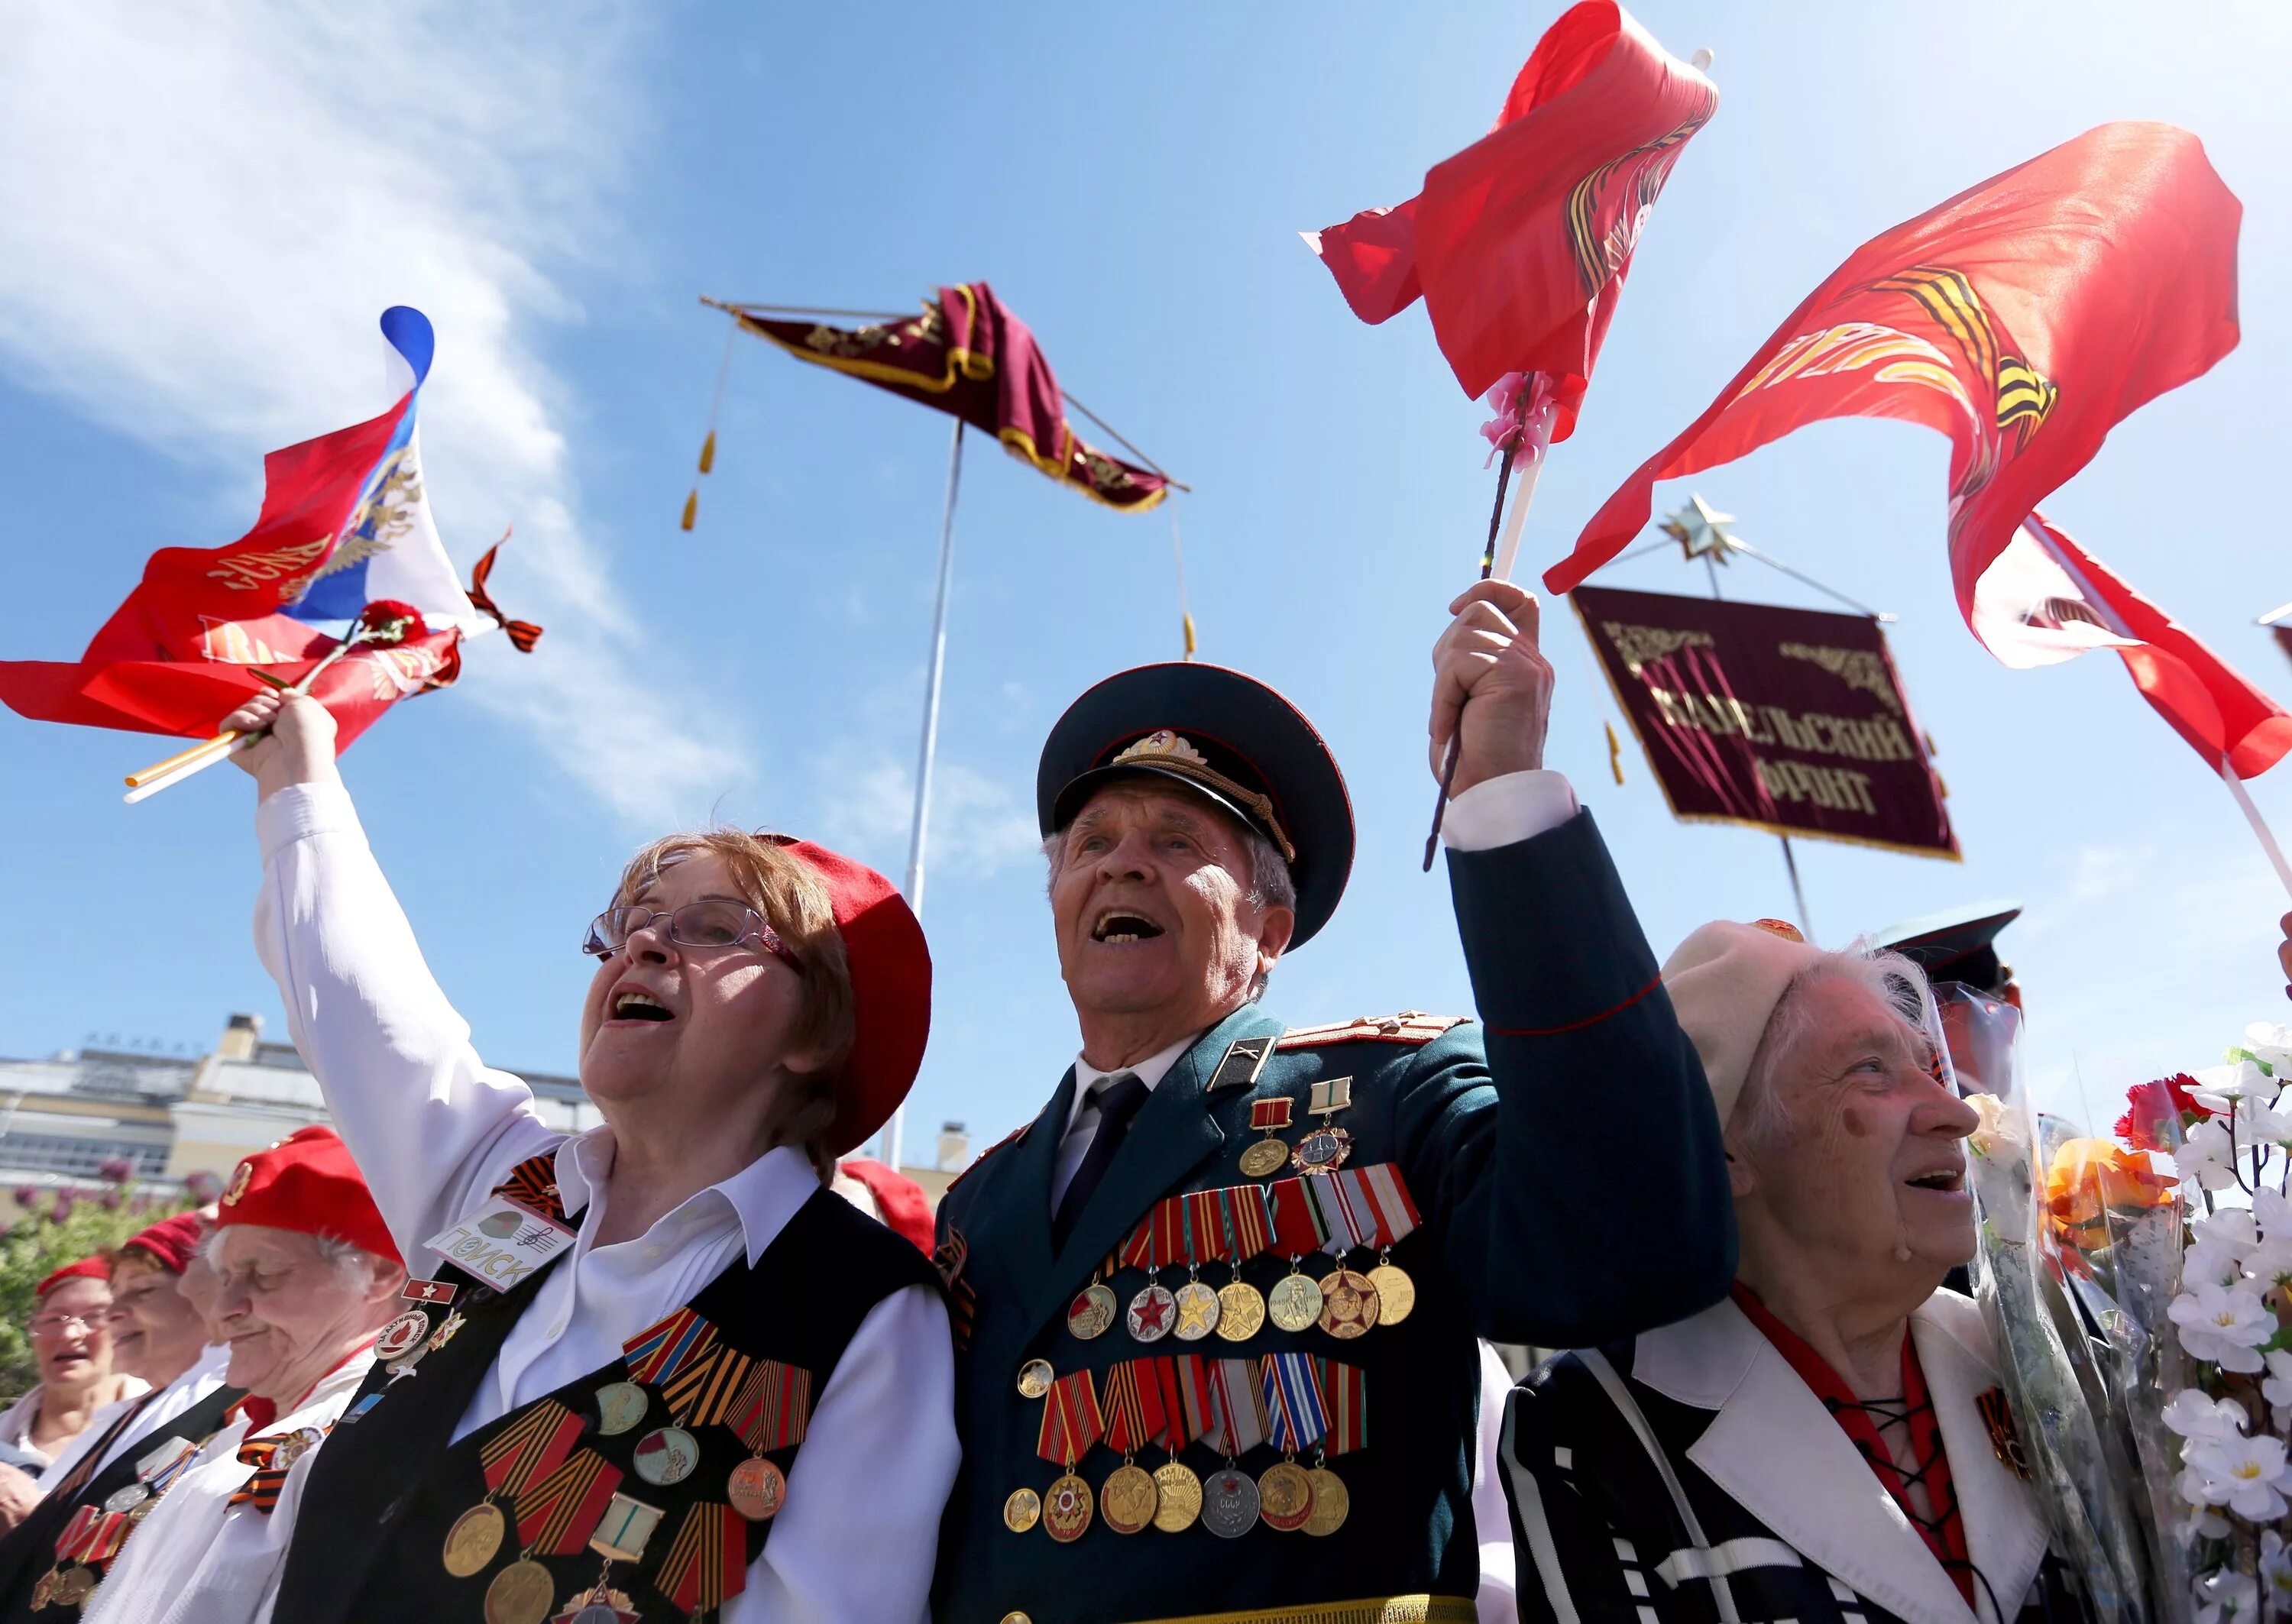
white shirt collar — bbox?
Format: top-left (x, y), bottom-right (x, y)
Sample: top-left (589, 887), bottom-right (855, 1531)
top-left (549, 1131), bottom-right (821, 1269)
top-left (1063, 1029), bottom-right (1206, 1137)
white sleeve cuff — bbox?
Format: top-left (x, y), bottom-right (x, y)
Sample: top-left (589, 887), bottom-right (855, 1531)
top-left (1441, 769), bottom-right (1579, 852)
top-left (255, 777), bottom-right (365, 862)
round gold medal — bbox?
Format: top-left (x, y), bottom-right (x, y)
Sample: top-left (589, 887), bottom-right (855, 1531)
top-left (728, 1455), bottom-right (787, 1521)
top-left (1171, 1279), bottom-right (1221, 1341)
top-left (1214, 1279), bottom-right (1265, 1341)
top-left (442, 1501), bottom-right (506, 1577)
top-left (1366, 1262), bottom-right (1416, 1326)
top-left (1099, 1462), bottom-right (1159, 1535)
top-left (1003, 1487), bottom-right (1041, 1534)
top-left (1302, 1467), bottom-right (1350, 1536)
top-left (51, 1569), bottom-right (95, 1608)
top-left (1267, 1273), bottom-right (1322, 1333)
top-left (1238, 1138), bottom-right (1290, 1179)
top-left (593, 1380), bottom-right (649, 1436)
top-left (482, 1558), bottom-right (555, 1624)
top-left (1151, 1461), bottom-right (1203, 1532)
top-left (1066, 1283), bottom-right (1118, 1341)
top-left (29, 1571), bottom-right (53, 1610)
top-left (1256, 1461), bottom-right (1316, 1532)
top-left (1016, 1358), bottom-right (1054, 1399)
top-left (1042, 1473), bottom-right (1094, 1543)
top-left (1316, 1268), bottom-right (1381, 1339)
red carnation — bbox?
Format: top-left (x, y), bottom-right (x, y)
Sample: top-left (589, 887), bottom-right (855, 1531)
top-left (355, 600), bottom-right (428, 645)
top-left (2116, 1072), bottom-right (2205, 1152)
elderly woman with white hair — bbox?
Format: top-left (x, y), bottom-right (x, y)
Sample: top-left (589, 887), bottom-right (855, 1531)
top-left (73, 1128), bottom-right (404, 1624)
top-left (1499, 920), bottom-right (2090, 1624)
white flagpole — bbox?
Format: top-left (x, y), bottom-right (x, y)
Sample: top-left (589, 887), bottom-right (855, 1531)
top-left (2222, 759), bottom-right (2292, 901)
top-left (885, 417), bottom-right (966, 1173)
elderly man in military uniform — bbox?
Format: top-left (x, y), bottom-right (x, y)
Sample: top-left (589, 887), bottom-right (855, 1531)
top-left (933, 581), bottom-right (1738, 1624)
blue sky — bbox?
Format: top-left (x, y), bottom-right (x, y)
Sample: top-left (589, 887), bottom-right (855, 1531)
top-left (2, 0), bottom-right (2287, 1158)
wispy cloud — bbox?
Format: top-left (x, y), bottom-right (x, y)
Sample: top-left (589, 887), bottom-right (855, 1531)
top-left (809, 742), bottom-right (1044, 891)
top-left (0, 0), bottom-right (746, 824)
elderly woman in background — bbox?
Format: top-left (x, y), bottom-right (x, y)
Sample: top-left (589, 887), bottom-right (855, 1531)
top-left (1500, 920), bottom-right (2089, 1624)
top-left (0, 1261), bottom-right (144, 1474)
top-left (78, 1128), bottom-right (402, 1624)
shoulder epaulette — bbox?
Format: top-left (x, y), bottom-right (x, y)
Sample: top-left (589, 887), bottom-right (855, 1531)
top-left (1275, 1012), bottom-right (1471, 1050)
top-left (942, 1121), bottom-right (1031, 1198)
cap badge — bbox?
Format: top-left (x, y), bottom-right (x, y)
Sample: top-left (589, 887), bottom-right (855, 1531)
top-left (222, 1160), bottom-right (253, 1207)
top-left (1114, 730), bottom-right (1211, 769)
top-left (1750, 918), bottom-right (1805, 943)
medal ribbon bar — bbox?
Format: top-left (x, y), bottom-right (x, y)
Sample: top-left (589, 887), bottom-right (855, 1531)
top-left (663, 1346), bottom-right (754, 1428)
top-left (1260, 1353), bottom-right (1330, 1453)
top-left (53, 1506), bottom-right (99, 1563)
top-left (727, 1360), bottom-right (814, 1454)
top-left (1173, 1354), bottom-right (1217, 1449)
top-left (1217, 1185), bottom-right (1274, 1263)
top-left (657, 1501), bottom-right (746, 1613)
top-left (1248, 1098), bottom-right (1293, 1133)
top-left (480, 1398), bottom-right (585, 1496)
top-left (1099, 1362), bottom-right (1151, 1454)
top-left (79, 1512), bottom-right (131, 1569)
top-left (1265, 1179), bottom-right (1321, 1257)
top-left (1144, 1356), bottom-right (1191, 1451)
top-left (141, 1439), bottom-right (199, 1496)
top-left (1315, 1360), bottom-right (1368, 1456)
top-left (1306, 1173), bottom-right (1373, 1253)
top-left (623, 1307), bottom-right (720, 1388)
top-left (1204, 1359), bottom-right (1268, 1456)
top-left (1183, 1190), bottom-right (1229, 1263)
top-left (1356, 1163), bottom-right (1422, 1242)
top-left (513, 1449), bottom-right (625, 1554)
top-left (1034, 1370), bottom-right (1105, 1467)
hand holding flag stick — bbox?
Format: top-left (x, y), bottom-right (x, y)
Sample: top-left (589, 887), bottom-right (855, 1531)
top-left (122, 601), bottom-right (430, 804)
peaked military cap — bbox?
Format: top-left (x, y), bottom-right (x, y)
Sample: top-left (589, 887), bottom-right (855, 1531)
top-left (1873, 898), bottom-right (2022, 993)
top-left (1038, 662), bottom-right (1354, 946)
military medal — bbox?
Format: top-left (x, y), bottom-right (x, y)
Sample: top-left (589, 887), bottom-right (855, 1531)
top-left (1206, 1183), bottom-right (1274, 1343)
top-left (552, 1591), bottom-right (639, 1624)
top-left (499, 1453), bottom-right (632, 1624)
top-left (1067, 1281), bottom-right (1118, 1341)
top-left (271, 1425), bottom-right (327, 1474)
top-left (1257, 1353), bottom-right (1328, 1531)
top-left (1366, 1259), bottom-right (1416, 1324)
top-left (593, 1381), bottom-right (648, 1436)
top-left (631, 1425), bottom-right (699, 1487)
top-left (1305, 1357), bottom-right (1365, 1535)
top-left (448, 1399), bottom-right (588, 1578)
top-left (1028, 1369), bottom-right (1104, 1542)
top-left (376, 1308), bottom-right (432, 1363)
top-left (1290, 1076), bottom-right (1355, 1175)
top-left (1095, 1361), bottom-right (1160, 1535)
top-left (1343, 1164), bottom-right (1423, 1326)
top-left (1302, 1467), bottom-right (1351, 1536)
top-left (1117, 1196), bottom-right (1186, 1344)
top-left (1127, 1282), bottom-right (1175, 1341)
top-left (484, 1560), bottom-right (556, 1624)
top-left (1150, 1354), bottom-right (1210, 1533)
top-left (1267, 1270), bottom-right (1322, 1333)
top-left (1017, 1359), bottom-right (1054, 1399)
top-left (1002, 1488), bottom-right (1041, 1534)
top-left (1172, 1273), bottom-right (1221, 1341)
top-left (654, 1502), bottom-right (745, 1616)
top-left (1316, 1268), bottom-right (1380, 1338)
top-left (1257, 1461), bottom-right (1315, 1532)
top-left (1238, 1096), bottom-right (1294, 1179)
top-left (1200, 1467), bottom-right (1260, 1538)
top-left (102, 1483), bottom-right (148, 1515)
top-left (722, 1357), bottom-right (812, 1522)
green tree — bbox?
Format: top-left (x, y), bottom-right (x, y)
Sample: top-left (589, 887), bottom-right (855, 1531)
top-left (0, 1172), bottom-right (201, 1401)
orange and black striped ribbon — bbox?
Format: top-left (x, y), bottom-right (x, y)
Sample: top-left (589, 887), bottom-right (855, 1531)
top-left (727, 1361), bottom-right (812, 1455)
top-left (655, 1501), bottom-right (747, 1614)
top-left (465, 541), bottom-right (545, 654)
top-left (1099, 1361), bottom-right (1150, 1454)
top-left (513, 1450), bottom-right (624, 1555)
top-left (490, 1153), bottom-right (570, 1227)
top-left (624, 1307), bottom-right (719, 1388)
top-left (1316, 1359), bottom-right (1367, 1457)
top-left (663, 1347), bottom-right (755, 1428)
top-left (1034, 1370), bottom-right (1103, 1468)
top-left (480, 1399), bottom-right (585, 1496)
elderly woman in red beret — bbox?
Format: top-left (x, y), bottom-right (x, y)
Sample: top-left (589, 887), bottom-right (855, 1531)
top-left (208, 691), bottom-right (953, 1624)
top-left (0, 1261), bottom-right (144, 1477)
top-left (1500, 922), bottom-right (2093, 1624)
top-left (70, 1128), bottom-right (403, 1624)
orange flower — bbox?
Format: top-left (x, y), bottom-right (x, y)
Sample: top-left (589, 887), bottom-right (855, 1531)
top-left (2044, 1136), bottom-right (2177, 1247)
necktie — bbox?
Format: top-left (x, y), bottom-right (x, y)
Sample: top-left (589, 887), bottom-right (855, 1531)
top-left (1051, 1072), bottom-right (1151, 1253)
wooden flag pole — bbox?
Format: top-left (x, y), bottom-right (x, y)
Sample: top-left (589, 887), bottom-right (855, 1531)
top-left (1423, 375), bottom-right (1557, 871)
top-left (122, 635), bottom-right (367, 804)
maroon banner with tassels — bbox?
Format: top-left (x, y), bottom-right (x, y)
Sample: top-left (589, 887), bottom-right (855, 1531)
top-left (1575, 584), bottom-right (1957, 859)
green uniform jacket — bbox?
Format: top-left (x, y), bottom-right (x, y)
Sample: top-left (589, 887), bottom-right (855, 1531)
top-left (932, 811), bottom-right (1736, 1624)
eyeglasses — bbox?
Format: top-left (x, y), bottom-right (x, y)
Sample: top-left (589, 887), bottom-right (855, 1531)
top-left (582, 901), bottom-right (798, 969)
top-left (28, 1313), bottom-right (97, 1337)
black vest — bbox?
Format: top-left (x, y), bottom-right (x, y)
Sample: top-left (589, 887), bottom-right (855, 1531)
top-left (274, 1186), bottom-right (938, 1624)
top-left (0, 1380), bottom-right (244, 1624)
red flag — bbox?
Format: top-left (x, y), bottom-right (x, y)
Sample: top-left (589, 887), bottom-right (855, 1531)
top-left (1306, 0), bottom-right (1717, 437)
top-left (0, 309), bottom-right (488, 753)
top-left (1546, 122), bottom-right (2242, 603)
top-left (730, 283), bottom-right (1167, 513)
top-left (1973, 514), bottom-right (2292, 780)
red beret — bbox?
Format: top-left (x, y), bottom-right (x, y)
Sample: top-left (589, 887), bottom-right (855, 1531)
top-left (216, 1127), bottom-right (401, 1267)
top-left (772, 839), bottom-right (931, 1157)
top-left (121, 1211), bottom-right (206, 1275)
top-left (36, 1257), bottom-right (109, 1297)
top-left (836, 1159), bottom-right (934, 1255)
